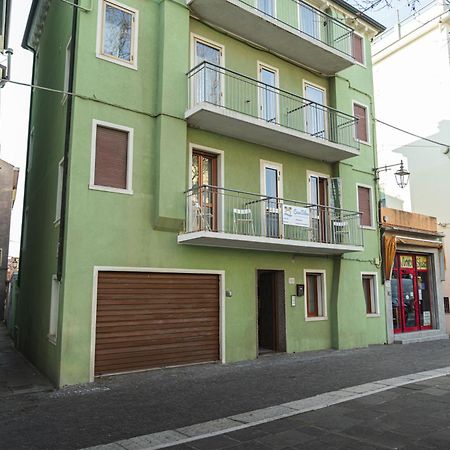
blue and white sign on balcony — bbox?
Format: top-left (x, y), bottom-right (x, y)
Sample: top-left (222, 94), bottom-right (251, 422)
top-left (282, 205), bottom-right (310, 227)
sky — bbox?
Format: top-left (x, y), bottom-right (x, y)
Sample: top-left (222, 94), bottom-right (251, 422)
top-left (0, 0), bottom-right (434, 257)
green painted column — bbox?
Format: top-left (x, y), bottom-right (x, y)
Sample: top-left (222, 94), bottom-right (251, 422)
top-left (154, 0), bottom-right (189, 231)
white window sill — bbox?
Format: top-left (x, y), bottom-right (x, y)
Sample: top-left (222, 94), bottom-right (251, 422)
top-left (305, 316), bottom-right (328, 322)
top-left (89, 185), bottom-right (133, 196)
top-left (361, 225), bottom-right (376, 231)
top-left (96, 53), bottom-right (137, 71)
top-left (367, 313), bottom-right (380, 318)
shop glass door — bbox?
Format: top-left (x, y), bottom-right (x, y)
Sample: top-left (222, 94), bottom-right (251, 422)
top-left (392, 254), bottom-right (432, 333)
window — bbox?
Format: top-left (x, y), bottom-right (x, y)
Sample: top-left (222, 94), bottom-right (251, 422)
top-left (0, 249), bottom-right (2, 266)
top-left (352, 34), bottom-right (364, 64)
top-left (90, 121), bottom-right (133, 194)
top-left (62, 39), bottom-right (72, 104)
top-left (444, 297), bottom-right (449, 314)
top-left (353, 103), bottom-right (369, 143)
top-left (97, 0), bottom-right (138, 68)
top-left (362, 274), bottom-right (378, 316)
top-left (357, 185), bottom-right (373, 228)
top-left (49, 275), bottom-right (60, 344)
top-left (305, 271), bottom-right (326, 319)
top-left (55, 159), bottom-right (64, 223)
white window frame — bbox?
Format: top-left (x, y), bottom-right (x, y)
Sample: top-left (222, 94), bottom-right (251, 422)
top-left (352, 100), bottom-right (370, 145)
top-left (352, 32), bottom-right (366, 67)
top-left (257, 61), bottom-right (280, 124)
top-left (361, 272), bottom-right (379, 317)
top-left (303, 80), bottom-right (328, 139)
top-left (62, 38), bottom-right (72, 105)
top-left (304, 269), bottom-right (327, 321)
top-left (307, 170), bottom-right (330, 205)
top-left (190, 34), bottom-right (225, 108)
top-left (96, 0), bottom-right (139, 70)
top-left (90, 119), bottom-right (134, 195)
top-left (54, 158), bottom-right (64, 225)
top-left (356, 183), bottom-right (375, 230)
top-left (257, 0), bottom-right (277, 17)
top-left (48, 275), bottom-right (60, 345)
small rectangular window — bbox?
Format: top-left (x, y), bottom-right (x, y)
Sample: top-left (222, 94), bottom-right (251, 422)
top-left (352, 34), bottom-right (364, 64)
top-left (353, 103), bottom-right (368, 143)
top-left (93, 124), bottom-right (130, 191)
top-left (49, 275), bottom-right (60, 344)
top-left (357, 185), bottom-right (372, 227)
top-left (444, 297), bottom-right (449, 314)
top-left (362, 274), bottom-right (378, 315)
top-left (99, 0), bottom-right (137, 68)
top-left (305, 272), bottom-right (326, 319)
top-left (55, 159), bottom-right (64, 223)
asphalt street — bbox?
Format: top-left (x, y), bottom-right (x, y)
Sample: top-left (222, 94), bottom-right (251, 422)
top-left (1, 334), bottom-right (450, 449)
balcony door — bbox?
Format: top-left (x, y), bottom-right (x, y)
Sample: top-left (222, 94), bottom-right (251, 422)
top-left (194, 38), bottom-right (223, 106)
top-left (309, 174), bottom-right (329, 242)
top-left (299, 3), bottom-right (320, 40)
top-left (258, 64), bottom-right (279, 124)
top-left (304, 83), bottom-right (327, 139)
top-left (257, 0), bottom-right (275, 16)
top-left (262, 162), bottom-right (283, 238)
top-left (191, 150), bottom-right (218, 231)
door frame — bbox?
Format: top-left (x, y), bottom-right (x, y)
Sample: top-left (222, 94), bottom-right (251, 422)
top-left (260, 160), bottom-right (283, 238)
top-left (257, 61), bottom-right (280, 124)
top-left (190, 34), bottom-right (225, 107)
top-left (90, 266), bottom-right (226, 382)
top-left (256, 269), bottom-right (286, 355)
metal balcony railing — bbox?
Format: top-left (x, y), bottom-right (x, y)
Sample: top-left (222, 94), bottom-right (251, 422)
top-left (187, 62), bottom-right (359, 151)
top-left (238, 0), bottom-right (355, 58)
top-left (183, 185), bottom-right (364, 248)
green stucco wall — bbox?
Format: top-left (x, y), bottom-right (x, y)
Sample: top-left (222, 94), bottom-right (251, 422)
top-left (19, 0), bottom-right (386, 387)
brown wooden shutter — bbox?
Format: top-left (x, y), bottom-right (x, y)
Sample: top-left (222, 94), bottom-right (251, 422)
top-left (353, 104), bottom-right (368, 142)
top-left (95, 272), bottom-right (220, 375)
top-left (95, 126), bottom-right (128, 189)
top-left (358, 186), bottom-right (372, 227)
top-left (352, 34), bottom-right (364, 64)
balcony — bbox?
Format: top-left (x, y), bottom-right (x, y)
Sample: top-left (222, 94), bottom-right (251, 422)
top-left (186, 63), bottom-right (359, 162)
top-left (178, 186), bottom-right (364, 254)
top-left (187, 0), bottom-right (356, 75)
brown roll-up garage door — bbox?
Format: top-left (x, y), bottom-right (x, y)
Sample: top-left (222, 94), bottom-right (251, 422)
top-left (95, 271), bottom-right (220, 376)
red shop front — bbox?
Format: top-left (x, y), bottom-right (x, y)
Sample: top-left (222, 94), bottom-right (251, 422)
top-left (391, 254), bottom-right (433, 333)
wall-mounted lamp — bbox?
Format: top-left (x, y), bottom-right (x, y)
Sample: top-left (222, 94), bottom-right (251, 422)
top-left (374, 160), bottom-right (410, 189)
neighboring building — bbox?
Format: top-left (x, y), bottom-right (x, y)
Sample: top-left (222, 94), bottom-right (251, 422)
top-left (18, 0), bottom-right (385, 386)
top-left (380, 208), bottom-right (447, 343)
top-left (373, 1), bottom-right (450, 311)
top-left (0, 158), bottom-right (19, 321)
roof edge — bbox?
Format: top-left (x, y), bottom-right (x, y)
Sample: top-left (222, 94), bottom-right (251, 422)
top-left (331, 0), bottom-right (386, 33)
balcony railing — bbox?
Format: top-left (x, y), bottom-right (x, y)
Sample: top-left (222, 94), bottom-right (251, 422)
top-left (237, 0), bottom-right (354, 58)
top-left (187, 62), bottom-right (359, 152)
top-left (181, 185), bottom-right (364, 249)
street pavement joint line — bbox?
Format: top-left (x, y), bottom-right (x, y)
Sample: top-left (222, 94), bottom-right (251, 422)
top-left (81, 366), bottom-right (450, 450)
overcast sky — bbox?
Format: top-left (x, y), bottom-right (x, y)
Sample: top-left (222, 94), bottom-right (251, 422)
top-left (0, 0), bottom-right (428, 257)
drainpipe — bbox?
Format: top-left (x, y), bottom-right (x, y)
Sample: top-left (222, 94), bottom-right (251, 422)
top-left (57, 0), bottom-right (79, 281)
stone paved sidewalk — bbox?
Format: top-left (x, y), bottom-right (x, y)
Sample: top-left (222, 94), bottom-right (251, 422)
top-left (166, 375), bottom-right (450, 449)
top-left (0, 324), bottom-right (52, 397)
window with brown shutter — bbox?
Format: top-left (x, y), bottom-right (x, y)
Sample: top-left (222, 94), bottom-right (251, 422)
top-left (353, 103), bottom-right (368, 143)
top-left (94, 125), bottom-right (129, 190)
top-left (362, 274), bottom-right (377, 315)
top-left (352, 34), bottom-right (364, 64)
top-left (358, 185), bottom-right (372, 227)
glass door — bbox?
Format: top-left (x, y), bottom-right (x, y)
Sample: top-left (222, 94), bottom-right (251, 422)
top-left (299, 3), bottom-right (320, 40)
top-left (259, 65), bottom-right (278, 124)
top-left (392, 254), bottom-right (432, 333)
top-left (194, 39), bottom-right (222, 106)
top-left (304, 83), bottom-right (326, 139)
top-left (191, 151), bottom-right (218, 231)
top-left (263, 165), bottom-right (282, 238)
top-left (309, 175), bottom-right (329, 243)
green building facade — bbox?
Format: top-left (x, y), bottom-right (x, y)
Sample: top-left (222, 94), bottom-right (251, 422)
top-left (18, 0), bottom-right (386, 386)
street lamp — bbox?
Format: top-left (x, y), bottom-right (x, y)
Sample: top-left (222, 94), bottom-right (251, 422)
top-left (374, 160), bottom-right (410, 189)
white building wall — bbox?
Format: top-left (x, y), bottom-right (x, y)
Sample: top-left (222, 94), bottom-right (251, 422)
top-left (373, 1), bottom-right (450, 301)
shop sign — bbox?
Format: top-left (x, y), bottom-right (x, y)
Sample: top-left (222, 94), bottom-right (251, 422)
top-left (282, 204), bottom-right (310, 227)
